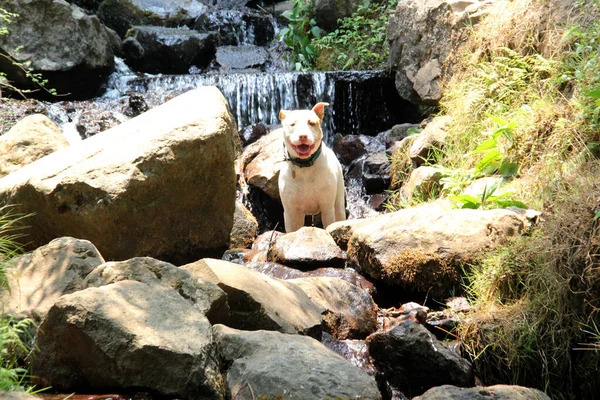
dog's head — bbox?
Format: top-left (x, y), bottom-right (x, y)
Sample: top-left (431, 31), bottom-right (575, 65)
top-left (279, 102), bottom-right (328, 159)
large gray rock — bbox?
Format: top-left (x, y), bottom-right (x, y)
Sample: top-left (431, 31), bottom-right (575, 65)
top-left (84, 257), bottom-right (229, 325)
top-left (123, 26), bottom-right (217, 74)
top-left (289, 276), bottom-right (377, 339)
top-left (0, 114), bottom-right (69, 178)
top-left (388, 0), bottom-right (493, 104)
top-left (0, 87), bottom-right (237, 264)
top-left (0, 0), bottom-right (114, 99)
top-left (329, 206), bottom-right (525, 297)
top-left (367, 320), bottom-right (474, 397)
top-left (213, 324), bottom-right (382, 400)
top-left (215, 45), bottom-right (270, 71)
top-left (3, 237), bottom-right (105, 320)
top-left (267, 227), bottom-right (346, 269)
top-left (182, 258), bottom-right (323, 337)
top-left (130, 0), bottom-right (207, 19)
top-left (413, 384), bottom-right (551, 400)
top-left (32, 280), bottom-right (224, 399)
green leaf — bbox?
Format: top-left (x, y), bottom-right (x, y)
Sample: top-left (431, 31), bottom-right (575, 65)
top-left (595, 210), bottom-right (600, 221)
top-left (475, 149), bottom-right (503, 175)
top-left (499, 161), bottom-right (519, 177)
top-left (472, 138), bottom-right (498, 154)
top-left (451, 194), bottom-right (481, 204)
top-left (281, 10), bottom-right (294, 20)
top-left (487, 113), bottom-right (508, 127)
top-left (585, 88), bottom-right (600, 99)
top-left (493, 199), bottom-right (528, 209)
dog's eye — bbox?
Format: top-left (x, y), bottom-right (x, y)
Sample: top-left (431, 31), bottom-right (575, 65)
top-left (289, 122), bottom-right (296, 127)
top-left (308, 120), bottom-right (316, 126)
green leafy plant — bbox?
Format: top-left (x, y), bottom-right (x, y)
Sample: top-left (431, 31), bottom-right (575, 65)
top-left (313, 0), bottom-right (396, 70)
top-left (450, 180), bottom-right (526, 210)
top-left (277, 0), bottom-right (322, 71)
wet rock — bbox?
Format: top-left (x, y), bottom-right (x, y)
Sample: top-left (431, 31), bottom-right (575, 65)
top-left (215, 45), bottom-right (270, 71)
top-left (386, 123), bottom-right (417, 148)
top-left (362, 152), bottom-right (391, 194)
top-left (182, 258), bottom-right (323, 337)
top-left (290, 276), bottom-right (378, 339)
top-left (194, 8), bottom-right (276, 46)
top-left (75, 109), bottom-right (122, 139)
top-left (400, 166), bottom-right (444, 202)
top-left (0, 114), bottom-right (69, 178)
top-left (213, 324), bottom-right (382, 400)
top-left (237, 128), bottom-right (284, 199)
top-left (332, 133), bottom-right (367, 165)
top-left (229, 201), bottom-right (259, 249)
top-left (388, 0), bottom-right (493, 104)
top-left (332, 207), bottom-right (525, 297)
top-left (124, 92), bottom-right (150, 117)
top-left (239, 123), bottom-right (270, 146)
top-left (321, 332), bottom-right (376, 373)
top-left (367, 320), bottom-right (474, 397)
top-left (410, 116), bottom-right (450, 167)
top-left (123, 26), bottom-right (217, 74)
top-left (252, 230), bottom-right (285, 250)
top-left (245, 262), bottom-right (376, 295)
top-left (97, 0), bottom-right (162, 38)
top-left (32, 280), bottom-right (224, 399)
top-left (84, 257), bottom-right (229, 325)
top-left (413, 384), bottom-right (551, 400)
top-left (0, 0), bottom-right (114, 99)
top-left (267, 227), bottom-right (346, 269)
top-left (3, 237), bottom-right (105, 320)
top-left (0, 87), bottom-right (237, 264)
top-left (130, 0), bottom-right (207, 20)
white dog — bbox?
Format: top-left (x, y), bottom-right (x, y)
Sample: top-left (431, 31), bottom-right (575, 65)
top-left (278, 102), bottom-right (346, 233)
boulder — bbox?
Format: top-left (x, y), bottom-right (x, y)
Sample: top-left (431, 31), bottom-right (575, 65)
top-left (194, 9), bottom-right (276, 46)
top-left (3, 237), bottom-right (105, 320)
top-left (0, 392), bottom-right (42, 400)
top-left (409, 116), bottom-right (450, 167)
top-left (413, 384), bottom-right (551, 400)
top-left (0, 87), bottom-right (237, 264)
top-left (97, 0), bottom-right (162, 38)
top-left (247, 262), bottom-right (376, 294)
top-left (0, 114), bottom-right (69, 178)
top-left (388, 0), bottom-right (493, 104)
top-left (314, 0), bottom-right (361, 30)
top-left (84, 257), bottom-right (229, 325)
top-left (229, 201), bottom-right (259, 249)
top-left (237, 128), bottom-right (284, 199)
top-left (289, 276), bottom-right (377, 339)
top-left (367, 320), bottom-right (474, 397)
top-left (182, 258), bottom-right (323, 337)
top-left (123, 26), bottom-right (217, 74)
top-left (215, 45), bottom-right (270, 71)
top-left (332, 133), bottom-right (367, 165)
top-left (362, 152), bottom-right (391, 194)
top-left (267, 227), bottom-right (346, 269)
top-left (130, 0), bottom-right (207, 19)
top-left (252, 229), bottom-right (284, 250)
top-left (332, 207), bottom-right (524, 296)
top-left (213, 324), bottom-right (382, 400)
top-left (0, 0), bottom-right (114, 99)
top-left (32, 280), bottom-right (223, 399)
top-left (400, 165), bottom-right (444, 201)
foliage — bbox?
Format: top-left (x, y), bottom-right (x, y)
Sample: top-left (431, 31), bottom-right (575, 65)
top-left (277, 0), bottom-right (322, 71)
top-left (313, 0), bottom-right (396, 70)
top-left (0, 205), bottom-right (37, 393)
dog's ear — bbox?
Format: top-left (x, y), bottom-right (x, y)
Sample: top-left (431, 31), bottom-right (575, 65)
top-left (279, 110), bottom-right (288, 121)
top-left (312, 102), bottom-right (329, 121)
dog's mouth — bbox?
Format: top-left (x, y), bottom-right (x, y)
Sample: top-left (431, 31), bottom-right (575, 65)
top-left (291, 143), bottom-right (315, 158)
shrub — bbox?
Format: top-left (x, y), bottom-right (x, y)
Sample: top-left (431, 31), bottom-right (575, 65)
top-left (277, 0), bottom-right (322, 71)
top-left (313, 0), bottom-right (396, 71)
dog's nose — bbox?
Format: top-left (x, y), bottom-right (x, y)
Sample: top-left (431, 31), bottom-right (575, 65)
top-left (298, 134), bottom-right (308, 142)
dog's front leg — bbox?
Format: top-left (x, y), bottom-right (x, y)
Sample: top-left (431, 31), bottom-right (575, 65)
top-left (320, 207), bottom-right (336, 230)
top-left (284, 210), bottom-right (305, 233)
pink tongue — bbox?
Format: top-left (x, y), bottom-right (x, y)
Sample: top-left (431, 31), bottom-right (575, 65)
top-left (297, 144), bottom-right (311, 154)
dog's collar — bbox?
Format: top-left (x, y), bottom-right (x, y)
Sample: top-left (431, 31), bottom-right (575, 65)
top-left (283, 142), bottom-right (323, 168)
